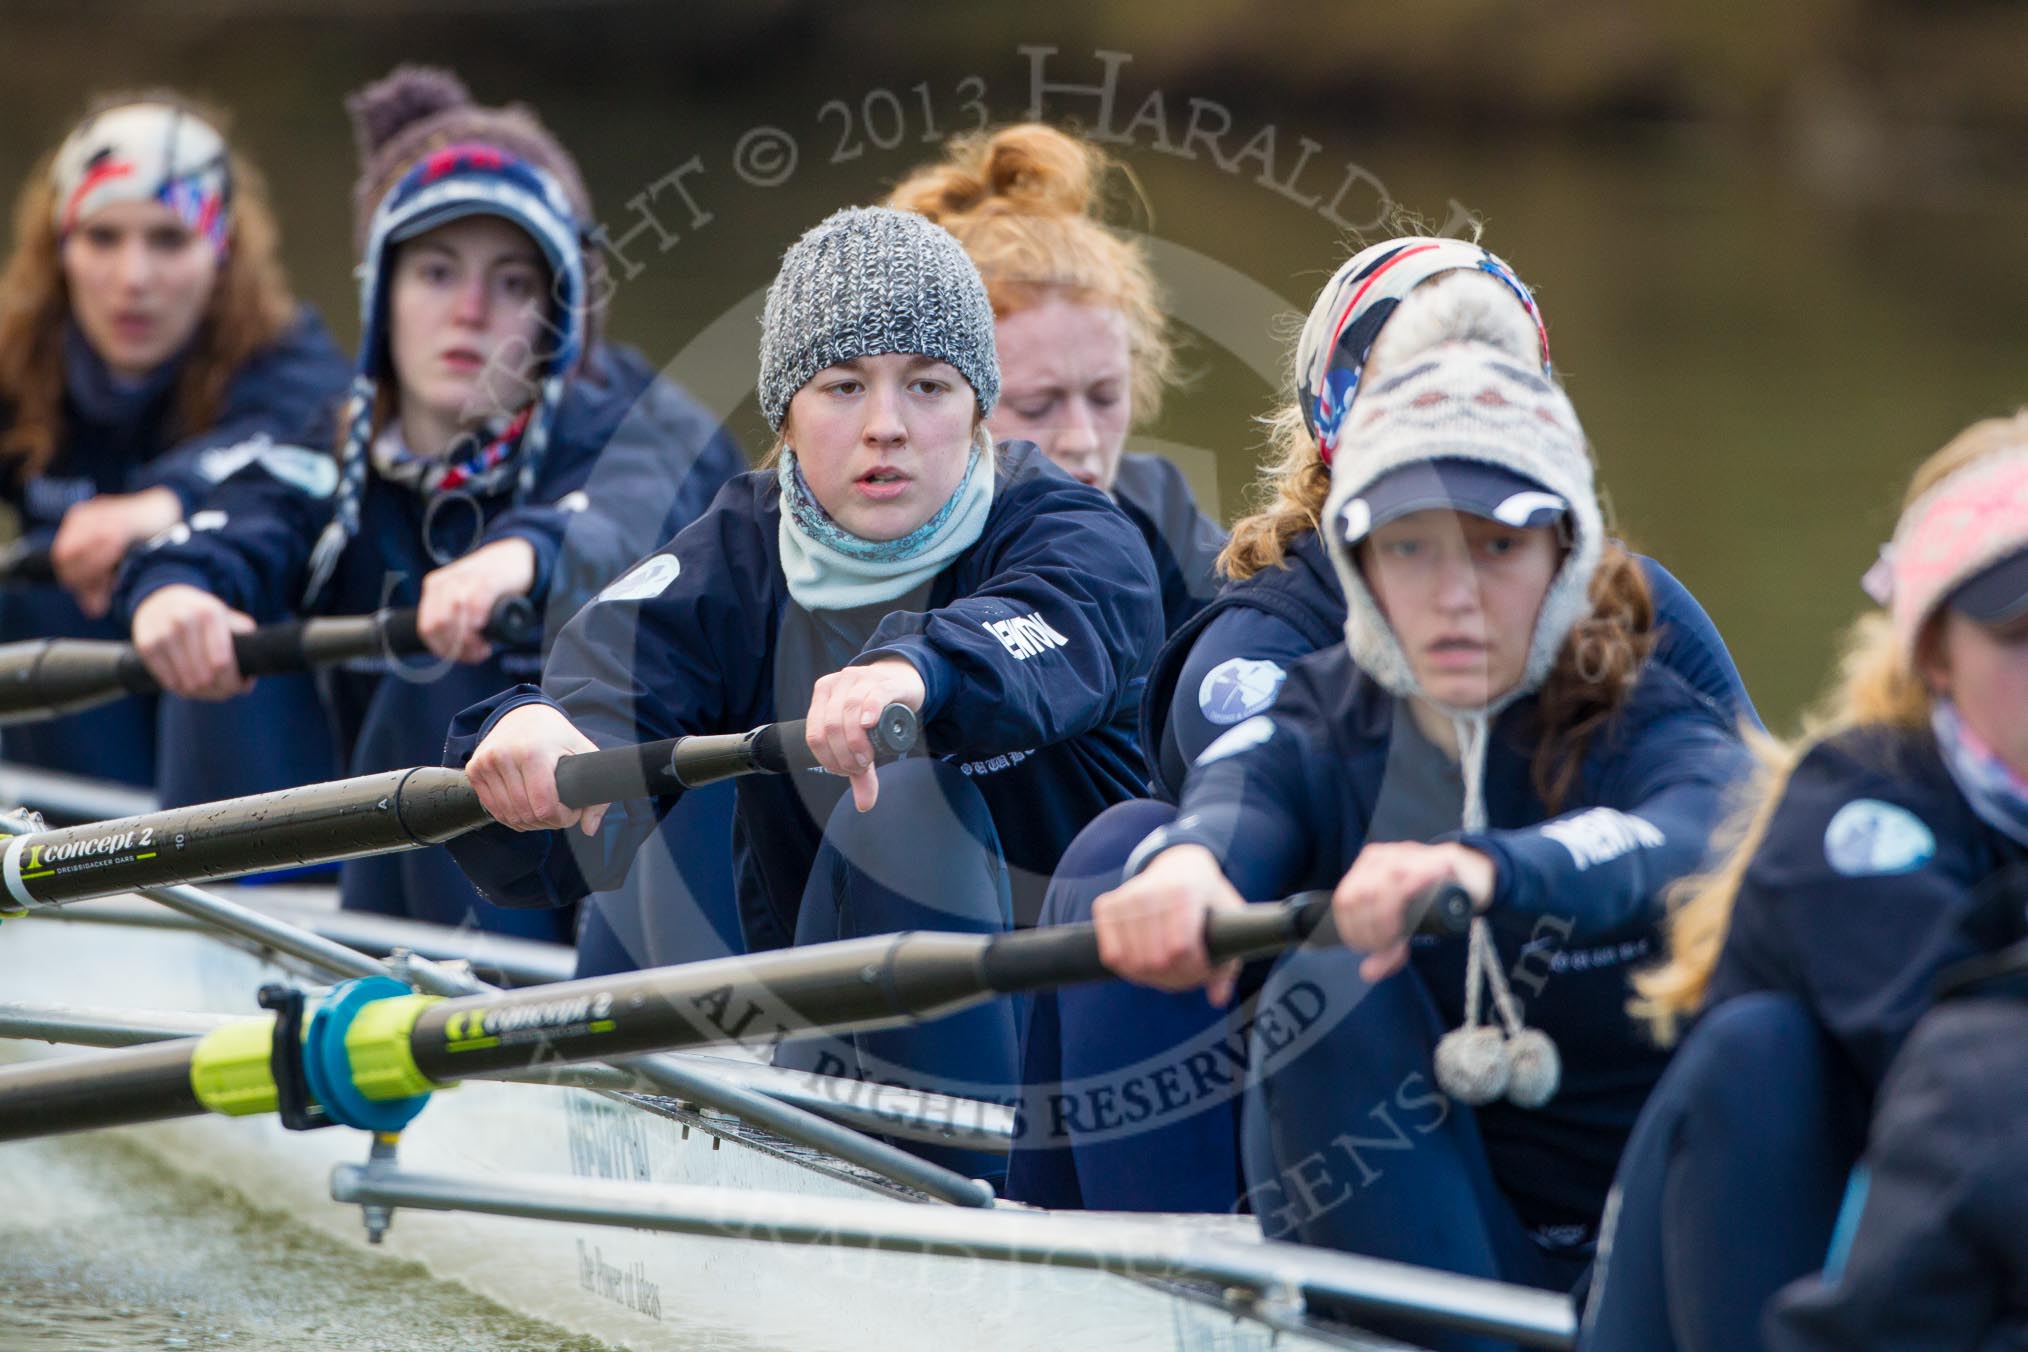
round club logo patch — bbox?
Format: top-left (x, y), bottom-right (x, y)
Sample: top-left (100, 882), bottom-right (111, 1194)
top-left (1823, 799), bottom-right (1936, 878)
top-left (597, 553), bottom-right (680, 604)
top-left (1194, 714), bottom-right (1276, 767)
top-left (1198, 657), bottom-right (1288, 726)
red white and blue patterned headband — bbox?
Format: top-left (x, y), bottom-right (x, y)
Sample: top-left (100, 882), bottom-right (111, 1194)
top-left (50, 103), bottom-right (232, 259)
top-left (1295, 237), bottom-right (1548, 466)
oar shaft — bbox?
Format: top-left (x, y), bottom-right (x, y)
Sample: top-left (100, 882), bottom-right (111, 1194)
top-left (0, 1038), bottom-right (204, 1136)
top-left (0, 880), bottom-right (1469, 1143)
top-left (213, 595), bottom-right (537, 681)
top-left (400, 928), bottom-right (988, 1087)
top-left (0, 928), bottom-right (989, 1142)
top-left (976, 882), bottom-right (1474, 995)
top-left (0, 598), bottom-right (539, 726)
top-left (0, 707), bottom-right (920, 911)
top-left (0, 768), bottom-right (487, 911)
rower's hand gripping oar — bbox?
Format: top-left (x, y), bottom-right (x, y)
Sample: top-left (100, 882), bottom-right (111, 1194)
top-left (554, 701), bottom-right (920, 802)
top-left (976, 879), bottom-right (1476, 995)
top-left (0, 876), bottom-right (1464, 1143)
top-left (0, 595), bottom-right (541, 725)
top-left (0, 704), bottom-right (919, 913)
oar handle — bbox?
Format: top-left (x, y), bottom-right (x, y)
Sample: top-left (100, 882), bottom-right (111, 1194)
top-left (373, 596), bottom-right (540, 657)
top-left (110, 595), bottom-right (540, 691)
top-left (0, 540), bottom-right (57, 587)
top-left (553, 703), bottom-right (920, 808)
top-left (1225, 879), bottom-right (1475, 957)
top-left (978, 880), bottom-right (1475, 995)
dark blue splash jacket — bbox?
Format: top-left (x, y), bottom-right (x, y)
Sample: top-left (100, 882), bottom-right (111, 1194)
top-left (114, 342), bottom-right (745, 935)
top-left (1110, 451), bottom-right (1225, 638)
top-left (1140, 647), bottom-right (1752, 1233)
top-left (1141, 529), bottom-right (1757, 799)
top-left (1705, 725), bottom-right (2028, 1104)
top-left (0, 312), bottom-right (349, 791)
top-left (442, 441), bottom-right (1164, 938)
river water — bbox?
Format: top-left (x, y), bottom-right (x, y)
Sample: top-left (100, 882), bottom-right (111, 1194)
top-left (0, 1135), bottom-right (627, 1350)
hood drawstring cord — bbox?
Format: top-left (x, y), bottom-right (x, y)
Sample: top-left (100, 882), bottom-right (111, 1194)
top-left (1432, 712), bottom-right (1563, 1109)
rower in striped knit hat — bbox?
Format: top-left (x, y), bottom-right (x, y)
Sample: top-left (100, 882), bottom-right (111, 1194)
top-left (117, 65), bottom-right (744, 941)
top-left (1081, 333), bottom-right (1753, 1333)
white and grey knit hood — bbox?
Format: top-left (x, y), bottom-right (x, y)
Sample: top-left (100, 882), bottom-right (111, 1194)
top-left (1321, 340), bottom-right (1602, 718)
top-left (758, 206), bottom-right (1000, 431)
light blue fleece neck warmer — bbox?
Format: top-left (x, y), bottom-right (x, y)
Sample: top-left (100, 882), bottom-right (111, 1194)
top-left (775, 444), bottom-right (993, 611)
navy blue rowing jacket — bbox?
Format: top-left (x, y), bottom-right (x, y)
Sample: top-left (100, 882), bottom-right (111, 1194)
top-left (1110, 451), bottom-right (1225, 638)
top-left (114, 342), bottom-right (745, 936)
top-left (1142, 646), bottom-right (1752, 1233)
top-left (1706, 725), bottom-right (2028, 1105)
top-left (1, 310), bottom-right (348, 792)
top-left (442, 440), bottom-right (1164, 937)
top-left (1141, 528), bottom-right (1758, 799)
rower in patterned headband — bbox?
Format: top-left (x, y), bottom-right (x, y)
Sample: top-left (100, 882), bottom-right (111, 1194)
top-left (51, 102), bottom-right (233, 259)
top-left (0, 92), bottom-right (347, 803)
top-left (1294, 236), bottom-right (1548, 466)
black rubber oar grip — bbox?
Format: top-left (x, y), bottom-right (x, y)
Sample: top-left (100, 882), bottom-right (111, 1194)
top-left (551, 703), bottom-right (920, 808)
top-left (976, 880), bottom-right (1476, 995)
top-left (748, 703), bottom-right (919, 775)
top-left (371, 595), bottom-right (540, 659)
top-left (554, 738), bottom-right (684, 808)
top-left (0, 541), bottom-right (57, 586)
top-left (1273, 879), bottom-right (1484, 952)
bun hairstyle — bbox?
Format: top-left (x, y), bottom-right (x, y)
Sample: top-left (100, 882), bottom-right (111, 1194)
top-left (0, 89), bottom-right (296, 479)
top-left (887, 123), bottom-right (1178, 425)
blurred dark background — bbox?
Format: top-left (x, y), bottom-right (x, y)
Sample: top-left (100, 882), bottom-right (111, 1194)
top-left (7, 0), bottom-right (2028, 724)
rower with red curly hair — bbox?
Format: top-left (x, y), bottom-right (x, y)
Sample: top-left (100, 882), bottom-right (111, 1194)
top-left (0, 93), bottom-right (347, 798)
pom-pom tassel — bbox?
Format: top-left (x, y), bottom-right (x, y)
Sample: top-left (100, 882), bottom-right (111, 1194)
top-left (1504, 1027), bottom-right (1562, 1109)
top-left (1434, 1025), bottom-right (1510, 1105)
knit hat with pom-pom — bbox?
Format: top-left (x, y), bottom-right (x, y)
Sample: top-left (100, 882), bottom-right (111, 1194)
top-left (346, 65), bottom-right (592, 252)
top-left (303, 65), bottom-right (598, 608)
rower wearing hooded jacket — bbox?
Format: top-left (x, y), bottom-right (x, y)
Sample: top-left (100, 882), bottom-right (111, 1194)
top-left (1009, 251), bottom-right (1755, 1217)
top-left (444, 207), bottom-right (1163, 1180)
top-left (1581, 415), bottom-right (2028, 1352)
top-left (1061, 335), bottom-right (1750, 1352)
top-left (112, 68), bottom-right (742, 941)
top-left (0, 96), bottom-right (346, 797)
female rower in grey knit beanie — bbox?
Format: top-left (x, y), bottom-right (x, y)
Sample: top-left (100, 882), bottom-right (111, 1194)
top-left (758, 206), bottom-right (1003, 608)
top-left (759, 205), bottom-right (999, 431)
top-left (457, 201), bottom-right (1169, 1136)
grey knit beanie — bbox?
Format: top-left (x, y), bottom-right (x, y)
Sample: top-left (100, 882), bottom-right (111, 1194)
top-left (758, 206), bottom-right (1000, 432)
